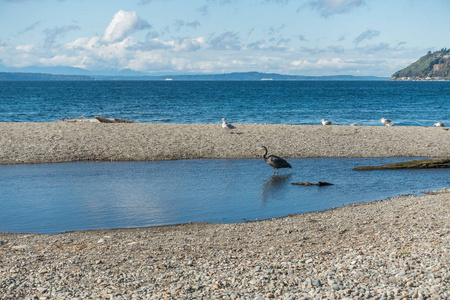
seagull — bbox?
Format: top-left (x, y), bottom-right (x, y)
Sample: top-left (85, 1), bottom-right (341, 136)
top-left (433, 122), bottom-right (445, 127)
top-left (321, 119), bottom-right (332, 125)
top-left (380, 118), bottom-right (392, 126)
top-left (222, 118), bottom-right (236, 132)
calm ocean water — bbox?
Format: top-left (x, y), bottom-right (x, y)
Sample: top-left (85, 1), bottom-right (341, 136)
top-left (1, 158), bottom-right (449, 234)
top-left (0, 80), bottom-right (449, 125)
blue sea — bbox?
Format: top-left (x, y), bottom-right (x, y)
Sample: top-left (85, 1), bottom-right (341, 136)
top-left (1, 80), bottom-right (450, 233)
top-left (0, 80), bottom-right (449, 125)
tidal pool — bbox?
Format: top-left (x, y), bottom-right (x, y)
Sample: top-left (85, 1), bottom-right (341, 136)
top-left (0, 158), bottom-right (448, 234)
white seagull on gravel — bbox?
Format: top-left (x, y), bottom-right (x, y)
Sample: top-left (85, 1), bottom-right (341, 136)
top-left (433, 122), bottom-right (445, 127)
top-left (321, 119), bottom-right (332, 125)
top-left (380, 118), bottom-right (392, 126)
top-left (222, 118), bottom-right (236, 132)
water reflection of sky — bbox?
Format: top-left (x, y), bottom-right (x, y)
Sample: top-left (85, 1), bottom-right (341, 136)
top-left (261, 174), bottom-right (292, 205)
top-left (0, 158), bottom-right (449, 234)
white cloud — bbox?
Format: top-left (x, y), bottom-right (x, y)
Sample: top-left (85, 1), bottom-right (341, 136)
top-left (139, 0), bottom-right (173, 4)
top-left (127, 52), bottom-right (166, 71)
top-left (18, 21), bottom-right (42, 35)
top-left (174, 20), bottom-right (201, 32)
top-left (290, 60), bottom-right (312, 67)
top-left (38, 54), bottom-right (80, 67)
top-left (316, 57), bottom-right (354, 67)
top-left (16, 44), bottom-right (35, 52)
top-left (43, 25), bottom-right (80, 49)
top-left (173, 37), bottom-right (205, 52)
top-left (327, 45), bottom-right (345, 54)
top-left (65, 37), bottom-right (100, 50)
top-left (354, 30), bottom-right (380, 44)
top-left (0, 5), bottom-right (423, 77)
top-left (263, 0), bottom-right (290, 5)
top-left (356, 43), bottom-right (400, 55)
top-left (209, 32), bottom-right (241, 50)
top-left (102, 10), bottom-right (150, 44)
top-left (0, 44), bottom-right (41, 68)
top-left (309, 0), bottom-right (365, 17)
top-left (290, 57), bottom-right (356, 71)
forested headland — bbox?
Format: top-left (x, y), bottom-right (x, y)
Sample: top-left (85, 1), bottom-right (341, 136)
top-left (392, 48), bottom-right (450, 80)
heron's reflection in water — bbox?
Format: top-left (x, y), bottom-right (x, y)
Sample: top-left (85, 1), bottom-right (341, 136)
top-left (261, 174), bottom-right (292, 204)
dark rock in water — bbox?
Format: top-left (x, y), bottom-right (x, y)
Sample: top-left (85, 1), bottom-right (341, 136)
top-left (317, 181), bottom-right (333, 186)
top-left (353, 158), bottom-right (450, 171)
top-left (292, 182), bottom-right (315, 186)
top-left (292, 181), bottom-right (333, 186)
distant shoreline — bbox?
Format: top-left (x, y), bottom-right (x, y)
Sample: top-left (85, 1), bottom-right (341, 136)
top-left (1, 122), bottom-right (448, 165)
top-left (0, 71), bottom-right (389, 81)
top-left (390, 78), bottom-right (450, 81)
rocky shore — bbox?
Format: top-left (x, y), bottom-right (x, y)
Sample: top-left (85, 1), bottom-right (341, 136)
top-left (1, 122), bottom-right (449, 299)
top-left (0, 122), bottom-right (449, 164)
top-left (1, 188), bottom-right (449, 299)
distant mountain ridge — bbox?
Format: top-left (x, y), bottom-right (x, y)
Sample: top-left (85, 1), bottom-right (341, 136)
top-left (0, 72), bottom-right (91, 81)
top-left (0, 71), bottom-right (387, 81)
top-left (392, 48), bottom-right (450, 80)
top-left (133, 72), bottom-right (386, 81)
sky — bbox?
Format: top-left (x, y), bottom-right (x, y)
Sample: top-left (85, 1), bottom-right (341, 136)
top-left (0, 0), bottom-right (449, 77)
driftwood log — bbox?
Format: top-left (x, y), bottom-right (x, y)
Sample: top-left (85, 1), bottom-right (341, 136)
top-left (94, 116), bottom-right (135, 123)
top-left (353, 158), bottom-right (450, 171)
top-left (292, 181), bottom-right (334, 186)
top-left (62, 117), bottom-right (99, 123)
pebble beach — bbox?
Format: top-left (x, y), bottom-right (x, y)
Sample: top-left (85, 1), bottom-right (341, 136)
top-left (0, 122), bottom-right (449, 164)
top-left (0, 122), bottom-right (449, 299)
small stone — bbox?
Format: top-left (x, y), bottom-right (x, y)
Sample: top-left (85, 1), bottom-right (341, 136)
top-left (12, 245), bottom-right (30, 250)
top-left (313, 279), bottom-right (322, 287)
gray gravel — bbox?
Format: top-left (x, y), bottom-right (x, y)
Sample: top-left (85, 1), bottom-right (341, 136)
top-left (1, 189), bottom-right (449, 299)
top-left (0, 122), bottom-right (449, 164)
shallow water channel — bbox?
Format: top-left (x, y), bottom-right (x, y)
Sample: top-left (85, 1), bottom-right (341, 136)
top-left (1, 158), bottom-right (449, 234)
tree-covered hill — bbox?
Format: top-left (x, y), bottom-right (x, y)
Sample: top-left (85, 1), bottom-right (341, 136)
top-left (392, 48), bottom-right (450, 80)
